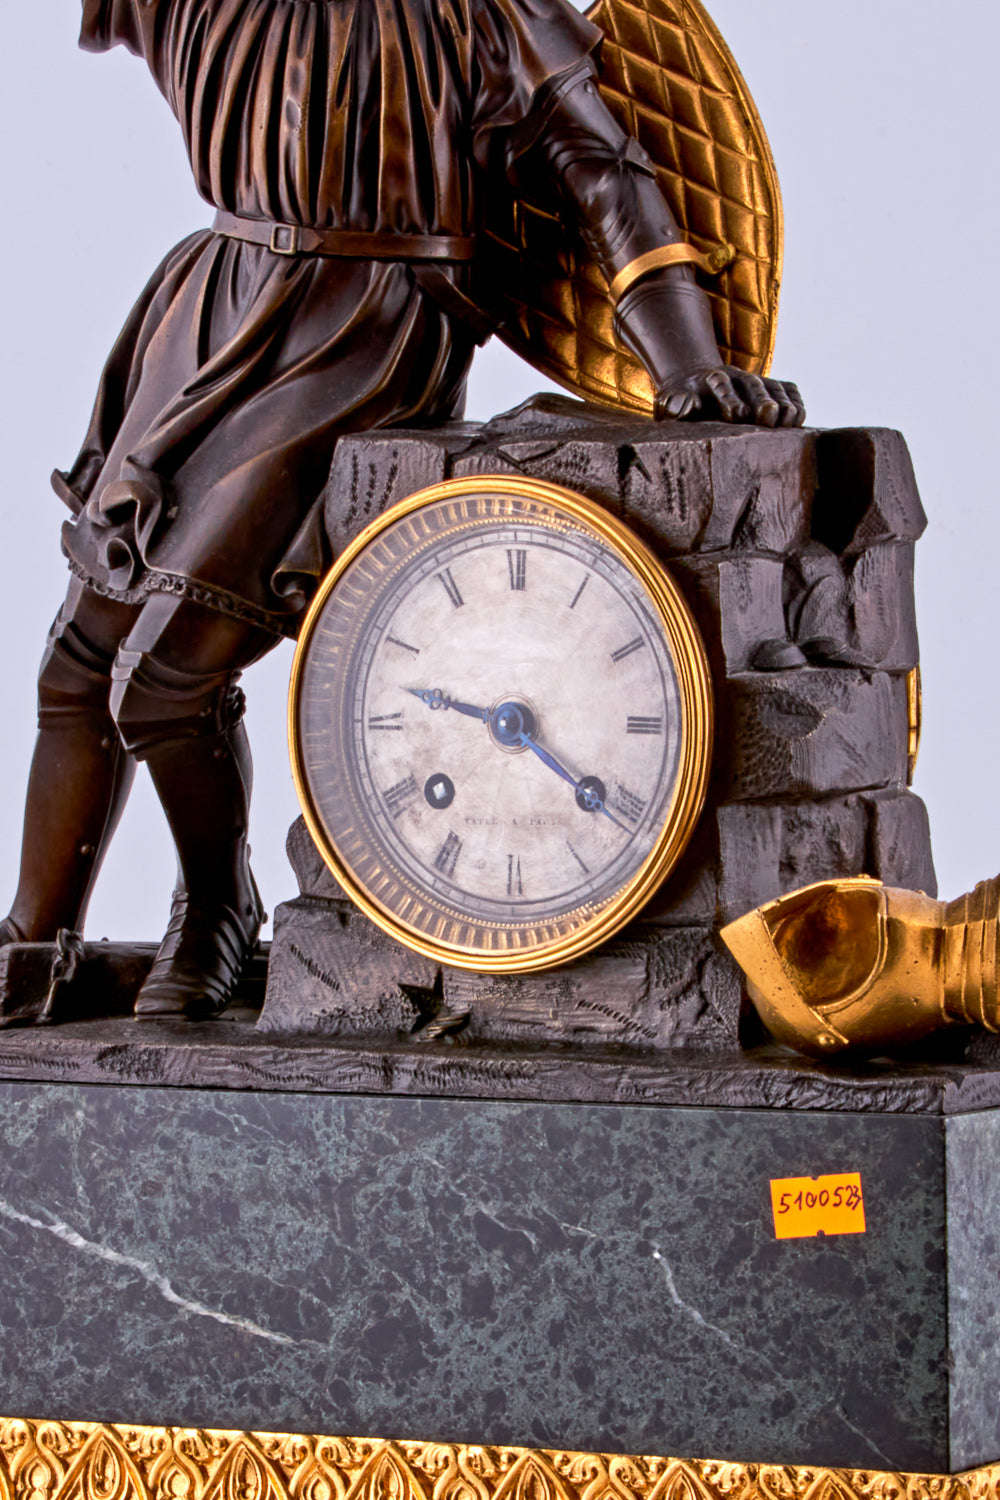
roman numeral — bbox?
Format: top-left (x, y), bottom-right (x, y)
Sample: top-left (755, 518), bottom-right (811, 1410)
top-left (567, 841), bottom-right (590, 876)
top-left (627, 715), bottom-right (663, 735)
top-left (368, 712), bottom-right (404, 731)
top-left (507, 854), bottom-right (523, 897)
top-left (612, 637), bottom-right (646, 663)
top-left (434, 831), bottom-right (462, 877)
top-left (507, 549), bottom-right (527, 591)
top-left (386, 635), bottom-right (420, 656)
top-left (436, 569), bottom-right (464, 609)
top-left (570, 574), bottom-right (590, 610)
top-left (383, 774), bottom-right (418, 817)
top-left (612, 783), bottom-right (647, 825)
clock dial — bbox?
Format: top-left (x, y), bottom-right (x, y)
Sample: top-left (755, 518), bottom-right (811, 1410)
top-left (290, 479), bottom-right (712, 972)
top-left (354, 532), bottom-right (676, 917)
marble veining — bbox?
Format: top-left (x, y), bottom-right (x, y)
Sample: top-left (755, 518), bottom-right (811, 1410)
top-left (0, 1195), bottom-right (303, 1347)
top-left (945, 1111), bottom-right (1000, 1470)
top-left (0, 1081), bottom-right (953, 1470)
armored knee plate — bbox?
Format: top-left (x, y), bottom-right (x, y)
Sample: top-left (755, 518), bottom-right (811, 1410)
top-left (37, 614), bottom-right (117, 726)
top-left (109, 647), bottom-right (246, 758)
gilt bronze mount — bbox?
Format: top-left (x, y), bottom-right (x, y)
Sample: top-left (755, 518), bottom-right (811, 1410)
top-left (723, 873), bottom-right (1000, 1058)
top-left (1, 1422), bottom-right (997, 1500)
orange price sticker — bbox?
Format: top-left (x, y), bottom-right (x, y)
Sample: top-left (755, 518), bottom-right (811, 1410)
top-left (770, 1173), bottom-right (866, 1240)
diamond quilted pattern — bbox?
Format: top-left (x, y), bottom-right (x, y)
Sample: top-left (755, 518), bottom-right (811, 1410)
top-left (485, 0), bottom-right (782, 413)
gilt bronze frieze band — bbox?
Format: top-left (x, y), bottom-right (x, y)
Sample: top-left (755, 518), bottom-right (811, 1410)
top-left (0, 1422), bottom-right (995, 1500)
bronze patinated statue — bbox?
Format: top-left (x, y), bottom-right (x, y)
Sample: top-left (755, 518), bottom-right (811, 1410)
top-left (2, 0), bottom-right (804, 1020)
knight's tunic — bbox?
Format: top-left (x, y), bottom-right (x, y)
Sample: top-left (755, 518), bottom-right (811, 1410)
top-left (61, 0), bottom-right (600, 632)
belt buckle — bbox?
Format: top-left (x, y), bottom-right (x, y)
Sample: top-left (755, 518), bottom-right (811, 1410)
top-left (270, 223), bottom-right (301, 256)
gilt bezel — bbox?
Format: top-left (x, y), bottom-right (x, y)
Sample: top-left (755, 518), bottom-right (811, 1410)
top-left (288, 477), bottom-right (713, 973)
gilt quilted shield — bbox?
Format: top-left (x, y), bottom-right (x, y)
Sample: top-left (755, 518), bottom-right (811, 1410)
top-left (484, 0), bottom-right (783, 412)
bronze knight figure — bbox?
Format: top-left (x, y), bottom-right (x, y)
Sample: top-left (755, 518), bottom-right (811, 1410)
top-left (2, 0), bottom-right (804, 1019)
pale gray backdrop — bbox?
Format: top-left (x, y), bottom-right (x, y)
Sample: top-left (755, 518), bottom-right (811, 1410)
top-left (0, 1), bottom-right (991, 941)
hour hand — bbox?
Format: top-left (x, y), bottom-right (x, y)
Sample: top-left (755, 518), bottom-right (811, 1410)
top-left (407, 688), bottom-right (489, 722)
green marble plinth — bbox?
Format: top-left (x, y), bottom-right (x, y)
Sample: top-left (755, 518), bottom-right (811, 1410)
top-left (0, 1053), bottom-right (996, 1472)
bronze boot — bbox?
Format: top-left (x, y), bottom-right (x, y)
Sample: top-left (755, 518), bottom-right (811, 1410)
top-left (133, 718), bottom-right (263, 1020)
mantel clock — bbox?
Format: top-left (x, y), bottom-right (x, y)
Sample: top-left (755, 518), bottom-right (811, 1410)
top-left (289, 478), bottom-right (712, 972)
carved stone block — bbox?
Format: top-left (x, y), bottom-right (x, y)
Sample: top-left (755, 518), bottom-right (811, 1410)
top-left (451, 434), bottom-right (623, 510)
top-left (639, 813), bottom-right (720, 926)
top-left (716, 803), bottom-right (782, 924)
top-left (443, 925), bottom-right (741, 1051)
top-left (620, 429), bottom-right (714, 553)
top-left (272, 402), bottom-right (934, 1050)
top-left (864, 790), bottom-right (937, 897)
top-left (779, 796), bottom-right (868, 889)
top-left (674, 554), bottom-right (787, 675)
top-left (703, 427), bottom-right (817, 553)
top-left (813, 427), bottom-right (927, 556)
top-left (286, 813), bottom-right (346, 903)
top-left (725, 669), bottom-right (908, 801)
top-left (323, 426), bottom-right (478, 556)
top-left (263, 872), bottom-right (741, 1051)
top-left (261, 897), bottom-right (436, 1037)
top-left (715, 797), bottom-right (905, 927)
top-left (846, 541), bottom-right (919, 671)
top-left (786, 540), bottom-right (848, 652)
top-left (788, 540), bottom-right (918, 671)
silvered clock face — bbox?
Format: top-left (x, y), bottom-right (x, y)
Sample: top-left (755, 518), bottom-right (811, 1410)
top-left (290, 480), bottom-right (712, 971)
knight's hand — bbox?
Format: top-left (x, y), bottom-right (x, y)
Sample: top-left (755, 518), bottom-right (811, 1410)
top-left (654, 367), bottom-right (805, 428)
top-left (614, 268), bottom-right (806, 429)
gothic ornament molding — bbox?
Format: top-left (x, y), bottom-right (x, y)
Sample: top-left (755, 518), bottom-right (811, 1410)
top-left (0, 1423), bottom-right (993, 1500)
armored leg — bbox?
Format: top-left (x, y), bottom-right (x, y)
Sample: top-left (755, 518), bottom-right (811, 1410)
top-left (3, 580), bottom-right (139, 943)
top-left (109, 592), bottom-right (279, 1018)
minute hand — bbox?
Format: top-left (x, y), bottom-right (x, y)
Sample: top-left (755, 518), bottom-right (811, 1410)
top-left (515, 731), bottom-right (629, 833)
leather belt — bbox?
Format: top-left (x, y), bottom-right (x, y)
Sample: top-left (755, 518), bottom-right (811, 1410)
top-left (212, 210), bottom-right (477, 262)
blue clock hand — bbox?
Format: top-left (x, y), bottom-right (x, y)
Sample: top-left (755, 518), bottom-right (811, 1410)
top-left (407, 690), bottom-right (630, 833)
top-left (407, 688), bottom-right (489, 722)
top-left (512, 729), bottom-right (630, 835)
top-left (514, 733), bottom-right (578, 791)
